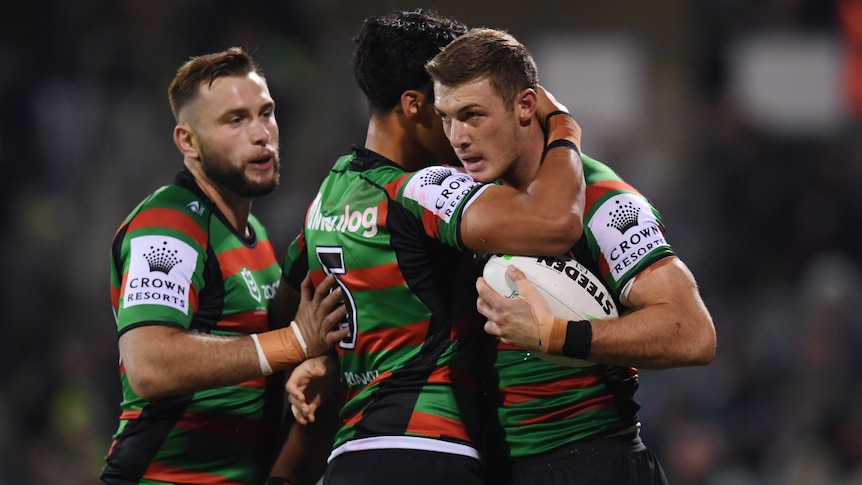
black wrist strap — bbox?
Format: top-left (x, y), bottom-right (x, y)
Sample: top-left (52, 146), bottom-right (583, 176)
top-left (545, 109), bottom-right (572, 126)
top-left (544, 139), bottom-right (580, 157)
top-left (562, 320), bottom-right (592, 359)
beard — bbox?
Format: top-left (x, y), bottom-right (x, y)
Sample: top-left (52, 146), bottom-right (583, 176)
top-left (199, 143), bottom-right (280, 198)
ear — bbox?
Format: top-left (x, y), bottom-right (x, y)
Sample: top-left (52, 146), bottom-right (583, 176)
top-left (399, 90), bottom-right (425, 121)
top-left (173, 124), bottom-right (199, 159)
top-left (516, 88), bottom-right (538, 124)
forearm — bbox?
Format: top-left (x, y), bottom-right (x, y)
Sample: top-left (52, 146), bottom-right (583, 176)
top-left (549, 261), bottom-right (716, 369)
top-left (522, 112), bottom-right (585, 243)
top-left (461, 115), bottom-right (585, 255)
top-left (120, 329), bottom-right (261, 399)
top-left (120, 325), bottom-right (306, 400)
top-left (586, 304), bottom-right (715, 369)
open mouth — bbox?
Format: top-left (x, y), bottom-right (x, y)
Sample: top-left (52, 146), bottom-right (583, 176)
top-left (249, 153), bottom-right (274, 167)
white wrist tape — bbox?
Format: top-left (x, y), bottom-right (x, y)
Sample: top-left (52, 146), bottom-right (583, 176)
top-left (290, 321), bottom-right (309, 358)
top-left (250, 334), bottom-right (274, 376)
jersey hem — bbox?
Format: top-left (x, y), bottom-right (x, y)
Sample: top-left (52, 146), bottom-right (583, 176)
top-left (328, 436), bottom-right (481, 463)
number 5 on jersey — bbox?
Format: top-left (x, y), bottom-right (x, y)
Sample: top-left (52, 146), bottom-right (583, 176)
top-left (316, 246), bottom-right (357, 349)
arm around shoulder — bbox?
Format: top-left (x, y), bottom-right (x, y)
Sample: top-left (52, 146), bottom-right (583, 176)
top-left (460, 112), bottom-right (586, 255)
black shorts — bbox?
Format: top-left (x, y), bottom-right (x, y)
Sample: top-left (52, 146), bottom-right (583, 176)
top-left (494, 432), bottom-right (668, 485)
top-left (323, 448), bottom-right (485, 485)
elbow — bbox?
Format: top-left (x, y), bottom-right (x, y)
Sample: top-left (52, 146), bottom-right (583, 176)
top-left (546, 212), bottom-right (583, 255)
top-left (125, 365), bottom-right (174, 401)
top-left (686, 323), bottom-right (717, 366)
top-left (690, 345), bottom-right (716, 367)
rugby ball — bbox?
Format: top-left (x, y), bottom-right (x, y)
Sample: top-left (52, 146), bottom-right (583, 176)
top-left (482, 254), bottom-right (618, 367)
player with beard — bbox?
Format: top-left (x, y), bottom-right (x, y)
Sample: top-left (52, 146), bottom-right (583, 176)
top-left (101, 47), bottom-right (349, 485)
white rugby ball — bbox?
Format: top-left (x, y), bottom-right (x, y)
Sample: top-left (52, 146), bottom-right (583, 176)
top-left (482, 254), bottom-right (618, 367)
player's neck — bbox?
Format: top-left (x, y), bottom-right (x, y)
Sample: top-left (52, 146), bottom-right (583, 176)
top-left (188, 164), bottom-right (252, 235)
top-left (364, 115), bottom-right (430, 172)
top-left (502, 125), bottom-right (546, 191)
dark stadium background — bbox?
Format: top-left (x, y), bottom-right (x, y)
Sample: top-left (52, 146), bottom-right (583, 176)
top-left (2, 1), bottom-right (860, 483)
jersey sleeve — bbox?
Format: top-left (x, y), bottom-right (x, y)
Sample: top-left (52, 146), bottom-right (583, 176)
top-left (112, 192), bottom-right (208, 334)
top-left (391, 166), bottom-right (490, 249)
top-left (282, 228), bottom-right (309, 291)
top-left (584, 179), bottom-right (674, 299)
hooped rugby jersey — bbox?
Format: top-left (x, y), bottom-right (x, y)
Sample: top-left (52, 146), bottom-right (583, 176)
top-left (282, 147), bottom-right (491, 459)
top-left (103, 169), bottom-right (283, 485)
top-left (489, 154), bottom-right (675, 458)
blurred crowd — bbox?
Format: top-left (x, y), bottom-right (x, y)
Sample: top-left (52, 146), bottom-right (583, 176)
top-left (1, 1), bottom-right (860, 483)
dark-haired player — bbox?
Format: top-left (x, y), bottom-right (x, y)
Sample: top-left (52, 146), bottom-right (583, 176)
top-left (278, 9), bottom-right (586, 485)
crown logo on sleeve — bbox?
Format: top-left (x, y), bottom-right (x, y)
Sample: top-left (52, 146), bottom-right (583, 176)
top-left (143, 240), bottom-right (183, 274)
top-left (607, 200), bottom-right (640, 234)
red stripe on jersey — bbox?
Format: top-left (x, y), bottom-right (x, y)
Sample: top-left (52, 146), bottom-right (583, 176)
top-left (144, 461), bottom-right (247, 485)
top-left (516, 394), bottom-right (615, 426)
top-left (128, 207), bottom-right (208, 247)
top-left (237, 376), bottom-right (266, 388)
top-left (501, 372), bottom-right (602, 405)
top-left (312, 261), bottom-right (406, 291)
top-left (217, 310), bottom-right (269, 333)
top-left (111, 284), bottom-right (120, 311)
top-left (377, 200), bottom-right (388, 226)
top-left (426, 364), bottom-right (481, 392)
top-left (120, 410), bottom-right (141, 420)
top-left (357, 319), bottom-right (429, 353)
top-left (406, 410), bottom-right (473, 442)
top-left (385, 175), bottom-right (446, 237)
top-left (384, 175), bottom-right (409, 199)
top-left (421, 211), bottom-right (441, 239)
top-left (174, 412), bottom-right (263, 442)
top-left (585, 179), bottom-right (635, 209)
top-left (294, 231), bottom-right (307, 254)
top-left (218, 240), bottom-right (277, 278)
top-left (343, 407), bottom-right (365, 426)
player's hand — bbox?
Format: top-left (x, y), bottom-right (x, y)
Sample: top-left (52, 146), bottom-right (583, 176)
top-left (534, 85), bottom-right (569, 129)
top-left (535, 84), bottom-right (582, 154)
top-left (293, 274), bottom-right (349, 358)
top-left (286, 354), bottom-right (338, 425)
top-left (476, 265), bottom-right (556, 352)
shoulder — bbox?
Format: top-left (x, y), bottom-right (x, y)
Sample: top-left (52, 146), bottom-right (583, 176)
top-left (120, 184), bottom-right (211, 248)
top-left (397, 165), bottom-right (482, 207)
top-left (581, 155), bottom-right (657, 221)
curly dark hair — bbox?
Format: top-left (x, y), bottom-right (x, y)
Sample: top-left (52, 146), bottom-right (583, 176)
top-left (352, 9), bottom-right (467, 114)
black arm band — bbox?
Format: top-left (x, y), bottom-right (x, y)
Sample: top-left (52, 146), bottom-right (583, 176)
top-left (561, 320), bottom-right (592, 359)
top-left (545, 109), bottom-right (572, 126)
top-left (544, 139), bottom-right (580, 157)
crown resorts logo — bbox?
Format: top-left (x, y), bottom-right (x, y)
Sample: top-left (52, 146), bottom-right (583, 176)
top-left (606, 200), bottom-right (640, 234)
top-left (418, 167), bottom-right (454, 187)
top-left (144, 240), bottom-right (183, 274)
top-left (403, 166), bottom-right (480, 224)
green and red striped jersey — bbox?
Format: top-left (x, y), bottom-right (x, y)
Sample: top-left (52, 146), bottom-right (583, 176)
top-left (490, 154), bottom-right (675, 458)
top-left (103, 170), bottom-right (284, 485)
top-left (283, 148), bottom-right (492, 460)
